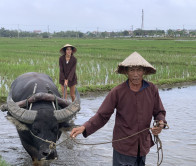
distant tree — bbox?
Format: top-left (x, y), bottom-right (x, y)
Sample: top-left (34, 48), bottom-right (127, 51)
top-left (167, 29), bottom-right (176, 37)
top-left (0, 27), bottom-right (17, 37)
top-left (100, 31), bottom-right (108, 38)
top-left (133, 29), bottom-right (144, 36)
top-left (110, 31), bottom-right (117, 37)
top-left (42, 32), bottom-right (49, 38)
top-left (122, 30), bottom-right (129, 36)
top-left (78, 32), bottom-right (84, 38)
top-left (189, 30), bottom-right (196, 37)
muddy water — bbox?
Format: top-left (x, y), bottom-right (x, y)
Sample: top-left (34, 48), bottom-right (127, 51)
top-left (0, 85), bottom-right (196, 166)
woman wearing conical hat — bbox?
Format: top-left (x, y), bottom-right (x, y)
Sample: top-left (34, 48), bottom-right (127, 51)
top-left (71, 52), bottom-right (167, 166)
top-left (59, 44), bottom-right (77, 102)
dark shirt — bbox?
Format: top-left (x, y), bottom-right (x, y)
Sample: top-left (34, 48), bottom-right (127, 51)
top-left (59, 55), bottom-right (77, 87)
top-left (83, 80), bottom-right (166, 157)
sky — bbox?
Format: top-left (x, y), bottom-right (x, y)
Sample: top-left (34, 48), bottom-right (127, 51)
top-left (0, 0), bottom-right (196, 33)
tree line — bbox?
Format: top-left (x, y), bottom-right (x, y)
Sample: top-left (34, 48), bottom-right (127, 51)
top-left (0, 27), bottom-right (196, 38)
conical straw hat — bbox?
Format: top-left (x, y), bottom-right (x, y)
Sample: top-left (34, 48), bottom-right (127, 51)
top-left (116, 51), bottom-right (156, 75)
top-left (59, 44), bottom-right (77, 55)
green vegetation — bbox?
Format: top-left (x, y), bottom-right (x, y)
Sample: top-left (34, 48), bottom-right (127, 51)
top-left (0, 156), bottom-right (10, 166)
top-left (1, 27), bottom-right (196, 38)
top-left (0, 37), bottom-right (196, 98)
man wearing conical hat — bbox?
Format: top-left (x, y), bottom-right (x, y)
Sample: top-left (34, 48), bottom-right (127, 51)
top-left (71, 52), bottom-right (167, 166)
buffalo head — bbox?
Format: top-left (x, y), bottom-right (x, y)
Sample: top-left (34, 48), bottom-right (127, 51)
top-left (1, 72), bottom-right (80, 166)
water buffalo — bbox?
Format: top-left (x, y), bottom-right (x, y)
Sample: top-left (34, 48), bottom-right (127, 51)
top-left (0, 72), bottom-right (80, 166)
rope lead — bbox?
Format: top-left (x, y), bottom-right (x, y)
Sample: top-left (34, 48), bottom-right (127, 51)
top-left (30, 122), bottom-right (169, 166)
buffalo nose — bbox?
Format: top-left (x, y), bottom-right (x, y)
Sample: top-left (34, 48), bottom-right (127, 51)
top-left (42, 151), bottom-right (49, 157)
top-left (45, 149), bottom-right (57, 160)
top-left (40, 149), bottom-right (57, 160)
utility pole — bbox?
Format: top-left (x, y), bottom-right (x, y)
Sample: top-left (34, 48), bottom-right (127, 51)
top-left (156, 28), bottom-right (157, 37)
top-left (141, 9), bottom-right (144, 30)
top-left (17, 24), bottom-right (20, 38)
top-left (182, 25), bottom-right (185, 37)
top-left (131, 25), bottom-right (134, 37)
top-left (97, 27), bottom-right (99, 37)
top-left (47, 25), bottom-right (49, 34)
top-left (76, 27), bottom-right (78, 38)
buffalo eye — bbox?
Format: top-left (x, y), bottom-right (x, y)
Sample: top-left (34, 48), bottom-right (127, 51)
top-left (32, 128), bottom-right (40, 135)
top-left (51, 126), bottom-right (58, 133)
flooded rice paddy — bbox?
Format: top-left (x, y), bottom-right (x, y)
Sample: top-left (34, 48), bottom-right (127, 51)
top-left (0, 85), bottom-right (196, 166)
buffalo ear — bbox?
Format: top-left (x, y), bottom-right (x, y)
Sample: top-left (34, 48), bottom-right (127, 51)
top-left (6, 115), bottom-right (29, 131)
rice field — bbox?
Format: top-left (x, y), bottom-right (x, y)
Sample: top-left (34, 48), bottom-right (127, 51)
top-left (0, 37), bottom-right (196, 97)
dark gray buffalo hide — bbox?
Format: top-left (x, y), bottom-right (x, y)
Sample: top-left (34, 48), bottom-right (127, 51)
top-left (0, 72), bottom-right (80, 166)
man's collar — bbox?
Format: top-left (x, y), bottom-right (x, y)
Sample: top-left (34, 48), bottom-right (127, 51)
top-left (126, 79), bottom-right (149, 91)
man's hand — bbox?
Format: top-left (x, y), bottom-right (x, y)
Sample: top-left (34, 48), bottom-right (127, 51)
top-left (70, 126), bottom-right (85, 138)
top-left (151, 120), bottom-right (164, 135)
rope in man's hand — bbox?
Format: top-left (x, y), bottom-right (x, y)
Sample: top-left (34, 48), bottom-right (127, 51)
top-left (30, 121), bottom-right (169, 166)
top-left (70, 121), bottom-right (169, 166)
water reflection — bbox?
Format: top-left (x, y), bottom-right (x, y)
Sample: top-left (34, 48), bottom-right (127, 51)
top-left (0, 86), bottom-right (196, 166)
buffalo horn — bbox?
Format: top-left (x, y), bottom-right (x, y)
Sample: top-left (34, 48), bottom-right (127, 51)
top-left (54, 88), bottom-right (80, 123)
top-left (16, 92), bottom-right (71, 108)
top-left (7, 96), bottom-right (37, 124)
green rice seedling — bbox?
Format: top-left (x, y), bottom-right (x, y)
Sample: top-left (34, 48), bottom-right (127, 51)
top-left (0, 38), bottom-right (196, 98)
top-left (0, 156), bottom-right (10, 166)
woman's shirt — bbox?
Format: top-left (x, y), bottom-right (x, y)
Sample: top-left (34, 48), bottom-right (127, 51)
top-left (59, 55), bottom-right (77, 87)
